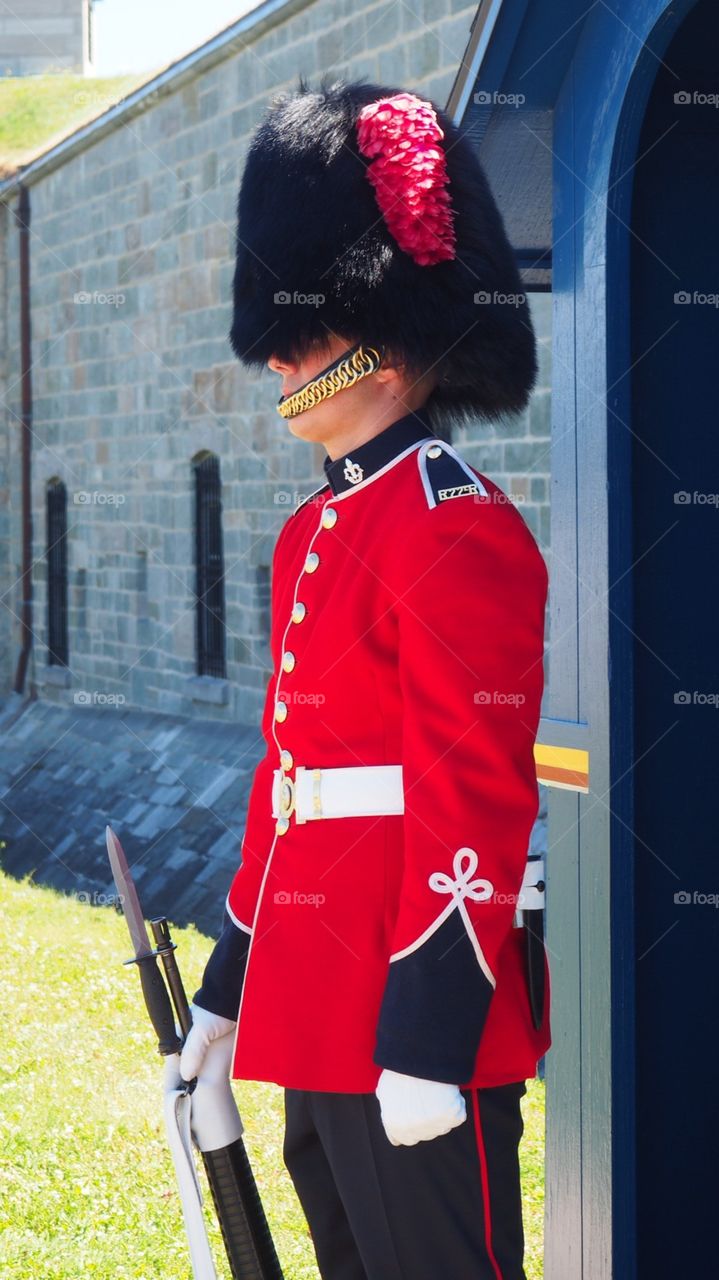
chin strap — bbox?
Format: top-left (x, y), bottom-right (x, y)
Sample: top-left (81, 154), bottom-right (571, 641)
top-left (277, 341), bottom-right (383, 418)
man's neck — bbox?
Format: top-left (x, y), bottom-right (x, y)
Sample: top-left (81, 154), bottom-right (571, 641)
top-left (322, 402), bottom-right (430, 462)
top-left (321, 406), bottom-right (436, 497)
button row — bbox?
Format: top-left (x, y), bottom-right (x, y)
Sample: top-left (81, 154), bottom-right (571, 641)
top-left (274, 504), bottom-right (338, 828)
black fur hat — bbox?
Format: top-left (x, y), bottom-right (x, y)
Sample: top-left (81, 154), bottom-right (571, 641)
top-left (228, 75), bottom-right (536, 429)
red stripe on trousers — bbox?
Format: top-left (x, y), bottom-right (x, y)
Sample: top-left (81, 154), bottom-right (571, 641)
top-left (471, 1087), bottom-right (504, 1280)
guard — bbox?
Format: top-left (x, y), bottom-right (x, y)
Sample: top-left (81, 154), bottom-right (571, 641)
top-left (180, 76), bottom-right (550, 1280)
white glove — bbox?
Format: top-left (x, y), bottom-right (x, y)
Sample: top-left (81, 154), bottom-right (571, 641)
top-left (179, 1001), bottom-right (236, 1082)
top-left (375, 1068), bottom-right (467, 1146)
top-left (167, 1032), bottom-right (243, 1153)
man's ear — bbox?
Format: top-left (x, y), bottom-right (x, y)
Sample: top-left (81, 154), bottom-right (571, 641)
top-left (376, 354), bottom-right (440, 403)
top-left (374, 355), bottom-right (405, 388)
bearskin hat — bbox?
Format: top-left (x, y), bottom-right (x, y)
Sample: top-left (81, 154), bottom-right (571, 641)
top-left (228, 75), bottom-right (536, 430)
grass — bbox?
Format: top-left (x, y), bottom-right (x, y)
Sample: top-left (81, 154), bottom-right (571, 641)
top-left (0, 73), bottom-right (152, 176)
top-left (0, 872), bottom-right (545, 1277)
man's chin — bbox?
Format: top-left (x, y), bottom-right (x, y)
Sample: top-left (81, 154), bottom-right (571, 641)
top-left (282, 403), bottom-right (327, 442)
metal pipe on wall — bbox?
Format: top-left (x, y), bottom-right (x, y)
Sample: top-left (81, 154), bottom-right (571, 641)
top-left (12, 183), bottom-right (35, 699)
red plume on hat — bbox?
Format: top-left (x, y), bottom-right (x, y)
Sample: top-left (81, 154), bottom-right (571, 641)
top-left (356, 92), bottom-right (456, 267)
top-left (229, 75), bottom-right (536, 430)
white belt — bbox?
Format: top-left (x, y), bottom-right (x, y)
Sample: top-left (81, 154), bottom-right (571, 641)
top-left (270, 763), bottom-right (544, 927)
top-left (272, 764), bottom-right (404, 824)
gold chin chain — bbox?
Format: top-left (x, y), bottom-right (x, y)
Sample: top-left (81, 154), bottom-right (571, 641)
top-left (276, 343), bottom-right (383, 419)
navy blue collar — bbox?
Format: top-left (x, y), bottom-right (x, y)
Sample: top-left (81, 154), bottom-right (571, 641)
top-left (322, 408), bottom-right (436, 496)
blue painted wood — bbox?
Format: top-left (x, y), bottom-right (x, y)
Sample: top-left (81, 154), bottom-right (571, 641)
top-left (550, 4), bottom-right (697, 1275)
top-left (542, 53), bottom-right (586, 1280)
top-left (452, 1), bottom-right (707, 1276)
top-left (611, 3), bottom-right (719, 1273)
top-left (537, 718), bottom-right (589, 750)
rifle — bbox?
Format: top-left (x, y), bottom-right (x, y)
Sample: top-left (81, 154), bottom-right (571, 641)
top-left (106, 824), bottom-right (283, 1280)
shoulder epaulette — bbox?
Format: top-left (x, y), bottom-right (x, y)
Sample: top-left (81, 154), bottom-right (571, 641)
top-left (415, 439), bottom-right (489, 509)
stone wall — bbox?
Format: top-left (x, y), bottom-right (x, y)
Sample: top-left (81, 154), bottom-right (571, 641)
top-left (0, 0), bottom-right (550, 726)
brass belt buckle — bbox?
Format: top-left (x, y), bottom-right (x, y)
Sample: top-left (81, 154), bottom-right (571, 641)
top-left (275, 765), bottom-right (315, 830)
top-left (278, 769), bottom-right (295, 820)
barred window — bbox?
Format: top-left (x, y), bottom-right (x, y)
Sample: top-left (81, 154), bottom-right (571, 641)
top-left (46, 478), bottom-right (68, 667)
top-left (192, 452), bottom-right (226, 678)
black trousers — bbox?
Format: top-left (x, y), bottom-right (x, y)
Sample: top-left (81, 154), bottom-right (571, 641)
top-left (283, 1081), bottom-right (527, 1280)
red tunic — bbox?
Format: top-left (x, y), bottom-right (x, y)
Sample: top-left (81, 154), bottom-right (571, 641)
top-left (225, 413), bottom-right (551, 1092)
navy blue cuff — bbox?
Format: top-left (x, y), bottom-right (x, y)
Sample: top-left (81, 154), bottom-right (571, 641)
top-left (193, 909), bottom-right (250, 1021)
top-left (373, 909), bottom-right (495, 1084)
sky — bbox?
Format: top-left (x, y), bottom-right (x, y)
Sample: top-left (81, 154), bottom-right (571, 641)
top-left (91, 0), bottom-right (259, 77)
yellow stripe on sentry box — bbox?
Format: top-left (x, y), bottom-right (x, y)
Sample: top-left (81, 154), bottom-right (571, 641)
top-left (534, 743), bottom-right (590, 793)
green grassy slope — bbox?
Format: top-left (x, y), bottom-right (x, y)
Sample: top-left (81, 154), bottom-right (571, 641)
top-left (0, 872), bottom-right (545, 1277)
top-left (0, 73), bottom-right (152, 176)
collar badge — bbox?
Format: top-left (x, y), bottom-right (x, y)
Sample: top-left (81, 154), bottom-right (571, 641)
top-left (343, 458), bottom-right (364, 485)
